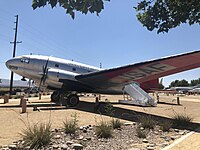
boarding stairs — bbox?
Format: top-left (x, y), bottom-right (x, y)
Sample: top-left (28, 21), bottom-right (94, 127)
top-left (119, 83), bottom-right (157, 106)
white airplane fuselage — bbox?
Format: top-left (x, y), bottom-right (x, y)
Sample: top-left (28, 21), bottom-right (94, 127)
top-left (6, 55), bottom-right (103, 92)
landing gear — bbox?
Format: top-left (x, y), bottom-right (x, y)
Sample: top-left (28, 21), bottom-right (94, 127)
top-left (51, 91), bottom-right (60, 102)
top-left (51, 91), bottom-right (79, 107)
top-left (66, 94), bottom-right (79, 107)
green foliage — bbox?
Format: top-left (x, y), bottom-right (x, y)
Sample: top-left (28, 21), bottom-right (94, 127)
top-left (169, 79), bottom-right (189, 88)
top-left (136, 127), bottom-right (147, 138)
top-left (139, 115), bottom-right (156, 129)
top-left (172, 113), bottom-right (193, 127)
top-left (32, 0), bottom-right (199, 33)
top-left (159, 121), bottom-right (172, 132)
top-left (32, 0), bottom-right (110, 19)
top-left (104, 100), bottom-right (114, 117)
top-left (135, 0), bottom-right (200, 33)
top-left (190, 78), bottom-right (200, 86)
top-left (21, 122), bottom-right (53, 149)
top-left (63, 113), bottom-right (78, 134)
top-left (95, 121), bottom-right (113, 138)
top-left (110, 118), bottom-right (122, 129)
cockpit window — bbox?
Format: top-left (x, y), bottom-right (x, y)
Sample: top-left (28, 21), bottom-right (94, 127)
top-left (20, 57), bottom-right (30, 64)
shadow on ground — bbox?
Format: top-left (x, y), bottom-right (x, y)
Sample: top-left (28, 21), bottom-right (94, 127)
top-left (0, 100), bottom-right (199, 132)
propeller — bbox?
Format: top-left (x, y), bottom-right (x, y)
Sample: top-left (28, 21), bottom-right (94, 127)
top-left (38, 58), bottom-right (49, 90)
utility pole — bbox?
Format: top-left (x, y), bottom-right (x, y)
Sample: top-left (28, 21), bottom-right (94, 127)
top-left (9, 15), bottom-right (22, 96)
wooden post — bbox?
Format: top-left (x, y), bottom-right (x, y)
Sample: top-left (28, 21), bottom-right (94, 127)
top-left (94, 97), bottom-right (100, 112)
top-left (4, 94), bottom-right (9, 103)
top-left (177, 96), bottom-right (180, 105)
top-left (39, 92), bottom-right (41, 100)
top-left (20, 96), bottom-right (27, 113)
top-left (157, 94), bottom-right (159, 103)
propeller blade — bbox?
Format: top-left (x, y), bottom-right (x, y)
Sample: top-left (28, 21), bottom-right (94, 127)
top-left (38, 58), bottom-right (49, 90)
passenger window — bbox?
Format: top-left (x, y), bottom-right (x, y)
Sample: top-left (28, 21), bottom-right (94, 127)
top-left (72, 68), bottom-right (76, 71)
top-left (55, 64), bottom-right (59, 67)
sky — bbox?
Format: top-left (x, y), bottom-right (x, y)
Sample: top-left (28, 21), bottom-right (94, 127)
top-left (0, 0), bottom-right (200, 87)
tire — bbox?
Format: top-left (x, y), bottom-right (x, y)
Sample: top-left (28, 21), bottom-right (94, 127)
top-left (67, 94), bottom-right (79, 107)
top-left (51, 91), bottom-right (60, 102)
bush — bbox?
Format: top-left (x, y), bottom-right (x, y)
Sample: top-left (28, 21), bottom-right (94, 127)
top-left (21, 122), bottom-right (53, 149)
top-left (159, 121), bottom-right (172, 132)
top-left (139, 115), bottom-right (156, 129)
top-left (63, 113), bottom-right (78, 134)
top-left (96, 121), bottom-right (113, 138)
top-left (172, 113), bottom-right (193, 127)
top-left (136, 127), bottom-right (147, 138)
top-left (111, 118), bottom-right (122, 129)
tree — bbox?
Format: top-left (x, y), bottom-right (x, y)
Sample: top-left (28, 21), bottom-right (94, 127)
top-left (135, 0), bottom-right (200, 33)
top-left (32, 0), bottom-right (200, 33)
top-left (169, 79), bottom-right (189, 88)
top-left (190, 78), bottom-right (200, 86)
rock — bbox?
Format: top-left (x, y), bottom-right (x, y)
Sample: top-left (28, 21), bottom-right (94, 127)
top-left (174, 129), bottom-right (179, 132)
top-left (140, 127), bottom-right (144, 130)
top-left (148, 143), bottom-right (155, 147)
top-left (83, 138), bottom-right (87, 141)
top-left (160, 135), bottom-right (166, 138)
top-left (61, 144), bottom-right (68, 150)
top-left (72, 143), bottom-right (83, 150)
top-left (79, 126), bottom-right (84, 130)
top-left (165, 137), bottom-right (171, 142)
top-left (8, 144), bottom-right (17, 150)
top-left (55, 135), bottom-right (61, 139)
top-left (131, 148), bottom-right (141, 150)
top-left (66, 141), bottom-right (73, 145)
top-left (154, 131), bottom-right (159, 134)
top-left (83, 129), bottom-right (87, 133)
top-left (179, 131), bottom-right (185, 135)
top-left (24, 146), bottom-right (31, 150)
top-left (147, 146), bottom-right (155, 150)
top-left (142, 139), bottom-right (148, 143)
top-left (124, 122), bottom-right (133, 126)
top-left (54, 128), bottom-right (59, 132)
top-left (161, 142), bottom-right (168, 147)
top-left (158, 129), bottom-right (162, 132)
top-left (88, 127), bottom-right (93, 130)
top-left (171, 135), bottom-right (180, 140)
top-left (86, 137), bottom-right (91, 140)
top-left (53, 144), bottom-right (59, 149)
top-left (78, 136), bottom-right (84, 140)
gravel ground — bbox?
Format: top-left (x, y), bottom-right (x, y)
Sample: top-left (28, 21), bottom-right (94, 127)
top-left (1, 121), bottom-right (189, 150)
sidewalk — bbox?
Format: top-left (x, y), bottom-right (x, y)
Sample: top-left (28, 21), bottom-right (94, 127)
top-left (163, 128), bottom-right (200, 150)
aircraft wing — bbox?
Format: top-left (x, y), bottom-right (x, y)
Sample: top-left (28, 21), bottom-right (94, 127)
top-left (75, 50), bottom-right (200, 89)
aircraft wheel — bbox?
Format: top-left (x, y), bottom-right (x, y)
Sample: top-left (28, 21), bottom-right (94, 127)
top-left (67, 94), bottom-right (79, 107)
top-left (51, 91), bottom-right (60, 102)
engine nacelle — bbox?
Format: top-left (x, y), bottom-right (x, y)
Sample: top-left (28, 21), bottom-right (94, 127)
top-left (47, 68), bottom-right (79, 82)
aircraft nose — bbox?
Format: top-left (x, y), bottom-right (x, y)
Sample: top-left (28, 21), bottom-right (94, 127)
top-left (5, 58), bottom-right (19, 71)
top-left (5, 59), bottom-right (12, 69)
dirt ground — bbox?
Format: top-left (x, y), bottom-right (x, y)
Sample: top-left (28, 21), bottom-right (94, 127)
top-left (0, 93), bottom-right (200, 149)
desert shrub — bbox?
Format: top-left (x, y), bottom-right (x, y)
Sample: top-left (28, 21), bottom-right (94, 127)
top-left (63, 113), bottom-right (78, 134)
top-left (104, 100), bottom-right (114, 116)
top-left (139, 115), bottom-right (156, 129)
top-left (21, 122), bottom-right (53, 149)
top-left (159, 121), bottom-right (172, 132)
top-left (110, 118), bottom-right (122, 129)
top-left (136, 127), bottom-right (147, 138)
top-left (96, 121), bottom-right (113, 138)
top-left (172, 113), bottom-right (193, 127)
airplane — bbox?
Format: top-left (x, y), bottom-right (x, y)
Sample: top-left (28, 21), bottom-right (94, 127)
top-left (170, 84), bottom-right (200, 94)
top-left (5, 50), bottom-right (200, 106)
